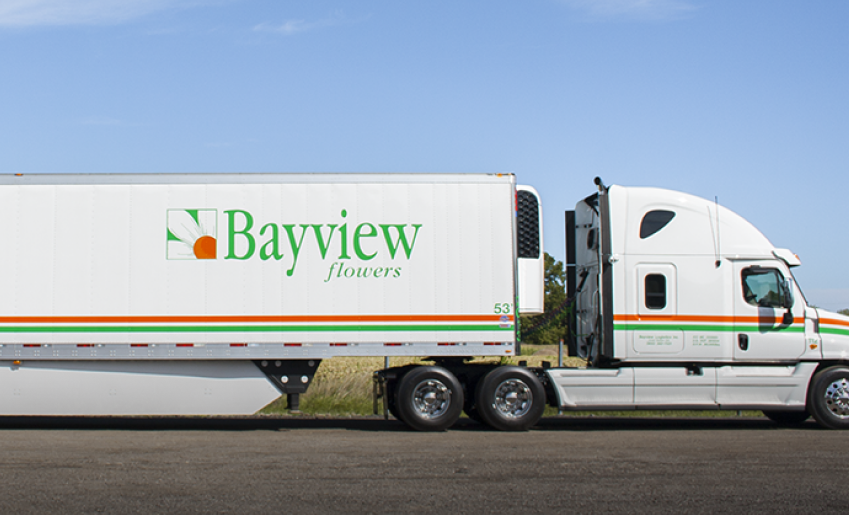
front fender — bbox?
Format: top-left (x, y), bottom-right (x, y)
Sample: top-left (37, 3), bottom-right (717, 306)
top-left (817, 310), bottom-right (849, 360)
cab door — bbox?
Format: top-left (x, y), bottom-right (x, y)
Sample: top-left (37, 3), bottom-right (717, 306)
top-left (732, 261), bottom-right (805, 361)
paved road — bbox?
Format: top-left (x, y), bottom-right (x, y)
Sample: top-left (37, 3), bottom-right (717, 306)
top-left (0, 416), bottom-right (844, 514)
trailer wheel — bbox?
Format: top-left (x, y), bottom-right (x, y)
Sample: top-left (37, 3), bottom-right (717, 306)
top-left (395, 366), bottom-right (463, 431)
top-left (475, 367), bottom-right (545, 431)
top-left (809, 366), bottom-right (849, 429)
top-left (762, 410), bottom-right (810, 426)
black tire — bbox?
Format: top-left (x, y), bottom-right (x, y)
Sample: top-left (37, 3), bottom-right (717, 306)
top-left (475, 366), bottom-right (545, 431)
top-left (394, 366), bottom-right (463, 431)
top-left (762, 410), bottom-right (810, 425)
top-left (386, 383), bottom-right (403, 422)
top-left (808, 366), bottom-right (849, 429)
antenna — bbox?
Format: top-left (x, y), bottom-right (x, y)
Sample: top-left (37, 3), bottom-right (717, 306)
top-left (708, 206), bottom-right (718, 264)
top-left (715, 196), bottom-right (721, 268)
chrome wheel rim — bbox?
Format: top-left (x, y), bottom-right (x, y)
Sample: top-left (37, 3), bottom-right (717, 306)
top-left (493, 379), bottom-right (532, 418)
top-left (412, 379), bottom-right (451, 419)
top-left (824, 378), bottom-right (849, 418)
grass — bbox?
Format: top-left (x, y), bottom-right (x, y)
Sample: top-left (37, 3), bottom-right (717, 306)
top-left (259, 347), bottom-right (766, 420)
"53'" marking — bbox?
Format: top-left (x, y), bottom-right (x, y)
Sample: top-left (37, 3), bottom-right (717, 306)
top-left (493, 303), bottom-right (512, 314)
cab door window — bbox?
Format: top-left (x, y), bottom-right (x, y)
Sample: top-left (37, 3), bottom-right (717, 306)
top-left (741, 268), bottom-right (786, 308)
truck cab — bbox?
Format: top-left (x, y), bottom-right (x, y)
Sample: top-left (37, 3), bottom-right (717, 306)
top-left (550, 179), bottom-right (849, 429)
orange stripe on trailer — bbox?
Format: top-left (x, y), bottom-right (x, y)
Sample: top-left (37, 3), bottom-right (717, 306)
top-left (0, 314), bottom-right (513, 324)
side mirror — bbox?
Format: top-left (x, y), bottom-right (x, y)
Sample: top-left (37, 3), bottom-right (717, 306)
top-left (783, 279), bottom-right (795, 309)
top-left (782, 278), bottom-right (795, 325)
top-left (782, 310), bottom-right (794, 326)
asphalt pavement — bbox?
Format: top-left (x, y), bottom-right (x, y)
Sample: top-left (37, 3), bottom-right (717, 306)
top-left (0, 416), bottom-right (844, 514)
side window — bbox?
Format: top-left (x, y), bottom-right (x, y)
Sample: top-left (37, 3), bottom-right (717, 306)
top-left (741, 268), bottom-right (786, 308)
top-left (645, 274), bottom-right (666, 309)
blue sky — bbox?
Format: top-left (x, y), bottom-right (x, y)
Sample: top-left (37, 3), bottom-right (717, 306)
top-left (2, 0), bottom-right (848, 309)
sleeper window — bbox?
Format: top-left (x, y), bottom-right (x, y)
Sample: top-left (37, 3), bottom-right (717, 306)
top-left (639, 210), bottom-right (676, 239)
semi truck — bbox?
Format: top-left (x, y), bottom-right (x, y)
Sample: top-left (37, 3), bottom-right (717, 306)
top-left (2, 173), bottom-right (848, 431)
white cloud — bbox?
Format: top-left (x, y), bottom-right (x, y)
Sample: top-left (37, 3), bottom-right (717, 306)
top-left (253, 11), bottom-right (367, 36)
top-left (561, 0), bottom-right (699, 21)
top-left (0, 0), bottom-right (208, 27)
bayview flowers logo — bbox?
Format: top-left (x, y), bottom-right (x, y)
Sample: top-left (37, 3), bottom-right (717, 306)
top-left (167, 209), bottom-right (217, 259)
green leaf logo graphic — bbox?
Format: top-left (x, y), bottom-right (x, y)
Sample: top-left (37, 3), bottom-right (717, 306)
top-left (167, 209), bottom-right (217, 260)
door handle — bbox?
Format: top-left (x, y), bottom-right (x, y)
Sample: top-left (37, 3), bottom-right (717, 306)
top-left (738, 334), bottom-right (749, 351)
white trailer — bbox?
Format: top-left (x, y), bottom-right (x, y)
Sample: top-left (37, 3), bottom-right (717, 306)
top-left (0, 173), bottom-right (544, 423)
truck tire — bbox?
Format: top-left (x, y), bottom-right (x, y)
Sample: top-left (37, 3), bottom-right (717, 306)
top-left (475, 367), bottom-right (545, 431)
top-left (762, 410), bottom-right (810, 425)
top-left (386, 383), bottom-right (403, 422)
top-left (394, 366), bottom-right (463, 431)
top-left (808, 366), bottom-right (849, 429)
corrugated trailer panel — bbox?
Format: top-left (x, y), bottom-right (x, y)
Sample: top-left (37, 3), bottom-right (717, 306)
top-left (0, 174), bottom-right (517, 354)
